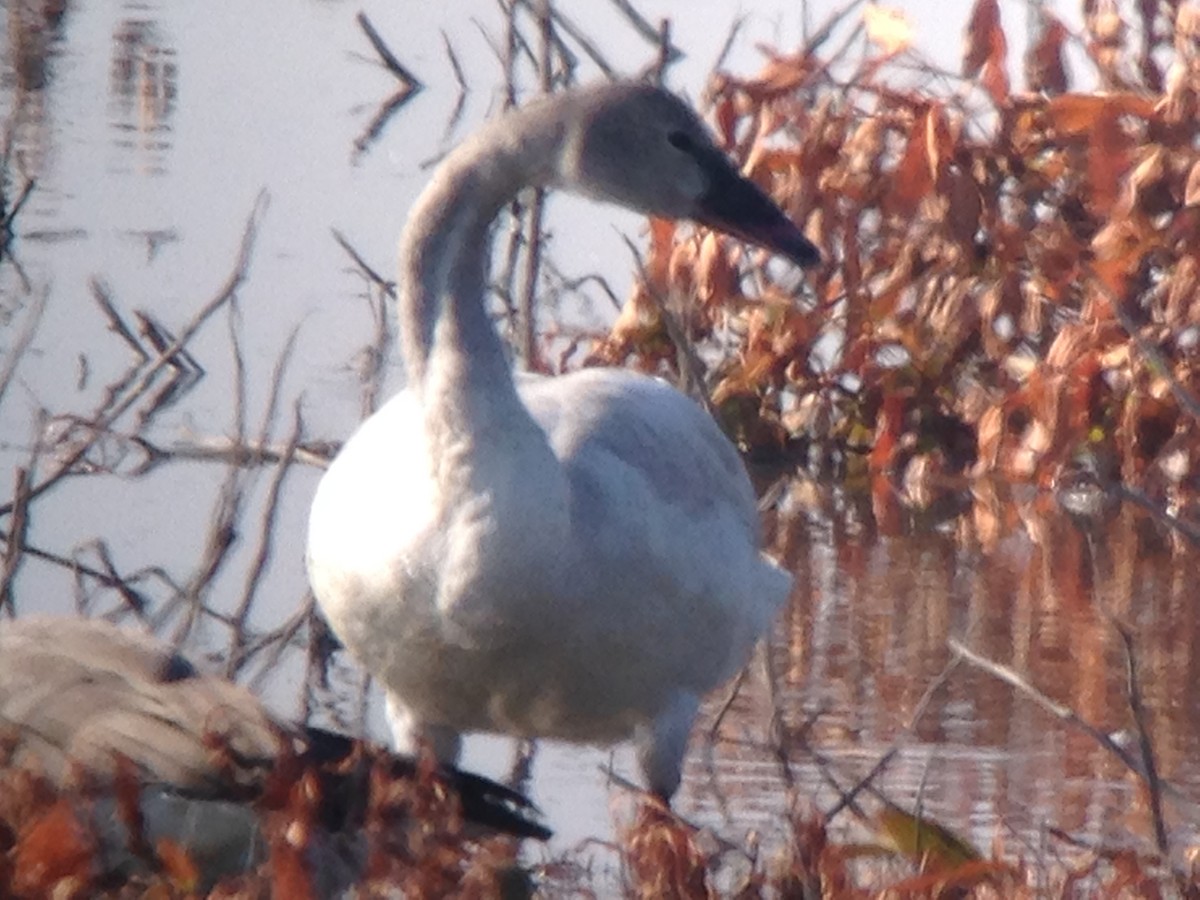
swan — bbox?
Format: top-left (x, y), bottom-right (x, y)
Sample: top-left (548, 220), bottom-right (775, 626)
top-left (0, 616), bottom-right (548, 886)
top-left (306, 82), bottom-right (820, 799)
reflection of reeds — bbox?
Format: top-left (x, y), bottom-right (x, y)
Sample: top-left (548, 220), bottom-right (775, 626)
top-left (109, 17), bottom-right (177, 173)
top-left (0, 125), bottom-right (37, 255)
top-left (732, 480), bottom-right (1200, 891)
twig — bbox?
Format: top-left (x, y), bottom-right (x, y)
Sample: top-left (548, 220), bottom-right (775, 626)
top-left (0, 177), bottom-right (36, 237)
top-left (154, 434), bottom-right (333, 469)
top-left (948, 638), bottom-right (1143, 773)
top-left (353, 89), bottom-right (422, 157)
top-left (618, 234), bottom-right (710, 406)
top-left (608, 0), bottom-right (683, 61)
top-left (350, 10), bottom-right (423, 156)
top-left (472, 12), bottom-right (518, 94)
top-left (90, 279), bottom-right (149, 361)
top-left (711, 14), bottom-right (747, 74)
top-left (514, 0), bottom-right (554, 371)
top-left (331, 228), bottom-right (396, 297)
top-left (0, 531), bottom-right (165, 604)
top-left (0, 193), bottom-right (269, 519)
top-left (654, 19), bottom-right (674, 82)
top-left (0, 467), bottom-right (31, 614)
top-left (331, 228), bottom-right (397, 415)
top-left (1115, 484), bottom-right (1200, 543)
top-left (496, 192), bottom-right (525, 327)
top-left (360, 283), bottom-right (393, 418)
top-left (356, 11), bottom-right (424, 89)
top-left (824, 655), bottom-right (959, 821)
top-left (172, 303), bottom-right (253, 640)
top-left (75, 540), bottom-right (154, 615)
top-left (0, 287), bottom-right (47, 410)
top-left (513, 0), bottom-right (616, 79)
top-left (441, 31), bottom-right (469, 136)
top-left (226, 346), bottom-right (304, 676)
top-left (1113, 622), bottom-right (1169, 856)
top-left (241, 596), bottom-right (314, 696)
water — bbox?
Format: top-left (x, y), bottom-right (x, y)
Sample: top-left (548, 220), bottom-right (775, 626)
top-left (2, 0), bottom-right (1198, 881)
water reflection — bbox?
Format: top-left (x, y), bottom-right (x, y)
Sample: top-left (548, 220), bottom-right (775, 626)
top-left (4, 0), bottom-right (68, 173)
top-left (7, 0), bottom-right (67, 90)
top-left (678, 482), bottom-right (1200, 865)
top-left (108, 15), bottom-right (175, 174)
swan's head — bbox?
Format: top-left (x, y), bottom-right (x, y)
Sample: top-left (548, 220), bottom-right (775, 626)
top-left (553, 83), bottom-right (821, 269)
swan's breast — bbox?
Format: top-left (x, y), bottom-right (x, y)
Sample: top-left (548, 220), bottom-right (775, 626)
top-left (307, 391), bottom-right (439, 627)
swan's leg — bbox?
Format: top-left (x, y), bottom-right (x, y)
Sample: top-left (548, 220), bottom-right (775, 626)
top-left (385, 694), bottom-right (462, 763)
top-left (634, 690), bottom-right (700, 799)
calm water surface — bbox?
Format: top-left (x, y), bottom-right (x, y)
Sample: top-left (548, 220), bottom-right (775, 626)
top-left (2, 0), bottom-right (1198, 879)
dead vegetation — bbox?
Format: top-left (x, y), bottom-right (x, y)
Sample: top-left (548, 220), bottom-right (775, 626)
top-left (0, 738), bottom-right (537, 898)
top-left (589, 0), bottom-right (1200, 536)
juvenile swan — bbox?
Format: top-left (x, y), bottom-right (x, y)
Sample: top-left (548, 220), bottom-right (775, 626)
top-left (306, 83), bottom-right (820, 798)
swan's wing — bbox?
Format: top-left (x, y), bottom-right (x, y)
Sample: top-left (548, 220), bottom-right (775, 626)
top-left (521, 368), bottom-right (791, 689)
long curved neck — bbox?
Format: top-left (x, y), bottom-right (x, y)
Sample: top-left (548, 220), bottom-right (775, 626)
top-left (399, 108), bottom-right (561, 397)
top-left (397, 105), bottom-right (564, 491)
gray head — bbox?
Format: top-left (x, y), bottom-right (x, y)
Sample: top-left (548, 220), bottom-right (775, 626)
top-left (549, 82), bottom-right (821, 268)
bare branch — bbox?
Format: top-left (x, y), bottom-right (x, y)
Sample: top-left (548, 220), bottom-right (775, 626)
top-left (0, 193), bottom-right (269, 520)
top-left (948, 638), bottom-right (1142, 773)
top-left (1114, 623), bottom-right (1169, 856)
top-left (356, 11), bottom-right (424, 90)
top-left (227, 399), bottom-right (305, 677)
top-left (0, 466), bottom-right (31, 614)
top-left (0, 287), bottom-right (47, 410)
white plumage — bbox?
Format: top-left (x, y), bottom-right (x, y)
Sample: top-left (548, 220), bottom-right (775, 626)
top-left (307, 83), bottom-right (819, 797)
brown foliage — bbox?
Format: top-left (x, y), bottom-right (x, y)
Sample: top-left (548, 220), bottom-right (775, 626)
top-left (621, 800), bottom-right (714, 899)
top-left (0, 742), bottom-right (531, 898)
top-left (593, 2), bottom-right (1200, 519)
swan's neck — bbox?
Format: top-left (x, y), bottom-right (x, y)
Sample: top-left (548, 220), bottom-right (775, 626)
top-left (397, 109), bottom-right (562, 498)
top-left (399, 111), bottom-right (559, 394)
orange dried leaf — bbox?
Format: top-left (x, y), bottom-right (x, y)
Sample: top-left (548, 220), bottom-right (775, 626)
top-left (646, 216), bottom-right (678, 287)
top-left (964, 0), bottom-right (1009, 105)
top-left (1043, 92), bottom-right (1155, 136)
top-left (693, 232), bottom-right (735, 304)
top-left (981, 57), bottom-right (1011, 107)
top-left (156, 838), bottom-right (202, 892)
top-left (268, 818), bottom-right (318, 900)
top-left (712, 96), bottom-right (738, 148)
top-left (963, 0), bottom-right (998, 76)
top-left (1026, 15), bottom-right (1070, 94)
top-left (1185, 159), bottom-right (1200, 206)
top-left (887, 859), bottom-right (1017, 895)
top-left (887, 111), bottom-right (936, 216)
top-left (870, 393), bottom-right (906, 470)
top-left (924, 103), bottom-right (954, 179)
top-left (13, 799), bottom-right (96, 894)
top-left (744, 49), bottom-right (811, 98)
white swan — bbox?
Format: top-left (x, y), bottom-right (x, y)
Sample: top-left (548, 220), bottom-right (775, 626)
top-left (306, 83), bottom-right (819, 799)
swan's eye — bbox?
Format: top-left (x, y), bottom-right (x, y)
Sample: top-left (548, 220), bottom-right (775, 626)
top-left (667, 130), bottom-right (695, 153)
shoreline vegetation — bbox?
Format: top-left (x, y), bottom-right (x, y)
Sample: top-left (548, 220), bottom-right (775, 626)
top-left (2, 0), bottom-right (1200, 895)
